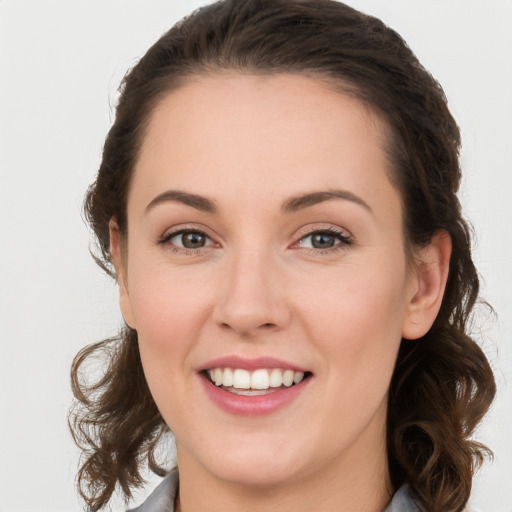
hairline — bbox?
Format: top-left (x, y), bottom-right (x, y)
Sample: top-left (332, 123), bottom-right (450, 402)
top-left (118, 67), bottom-right (414, 262)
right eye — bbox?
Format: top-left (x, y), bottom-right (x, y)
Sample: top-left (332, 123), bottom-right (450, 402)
top-left (160, 229), bottom-right (215, 251)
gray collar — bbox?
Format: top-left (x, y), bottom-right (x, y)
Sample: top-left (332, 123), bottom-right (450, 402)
top-left (384, 484), bottom-right (421, 511)
top-left (128, 469), bottom-right (179, 512)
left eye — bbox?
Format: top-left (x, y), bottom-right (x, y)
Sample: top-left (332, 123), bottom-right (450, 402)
top-left (168, 230), bottom-right (213, 249)
top-left (299, 231), bottom-right (348, 249)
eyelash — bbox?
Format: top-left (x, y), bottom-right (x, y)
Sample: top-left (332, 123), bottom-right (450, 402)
top-left (295, 227), bottom-right (353, 255)
top-left (157, 226), bottom-right (353, 255)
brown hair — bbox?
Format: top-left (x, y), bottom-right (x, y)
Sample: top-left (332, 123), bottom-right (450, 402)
top-left (70, 1), bottom-right (496, 510)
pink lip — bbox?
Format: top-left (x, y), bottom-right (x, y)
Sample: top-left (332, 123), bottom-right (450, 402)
top-left (200, 373), bottom-right (312, 416)
top-left (199, 355), bottom-right (308, 372)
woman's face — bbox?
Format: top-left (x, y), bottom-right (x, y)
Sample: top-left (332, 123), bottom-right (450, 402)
top-left (114, 74), bottom-right (422, 489)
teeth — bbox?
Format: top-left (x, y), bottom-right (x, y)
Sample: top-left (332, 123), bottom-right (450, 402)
top-left (207, 367), bottom-right (307, 390)
top-left (233, 369), bottom-right (251, 389)
top-left (214, 368), bottom-right (223, 386)
top-left (251, 369), bottom-right (270, 390)
top-left (293, 371), bottom-right (304, 384)
top-left (282, 369), bottom-right (294, 387)
top-left (223, 368), bottom-right (234, 387)
top-left (269, 368), bottom-right (283, 388)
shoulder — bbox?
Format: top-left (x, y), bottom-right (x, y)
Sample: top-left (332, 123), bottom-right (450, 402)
top-left (128, 469), bottom-right (179, 512)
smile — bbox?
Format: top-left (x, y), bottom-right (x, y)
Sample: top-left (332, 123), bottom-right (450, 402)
top-left (200, 361), bottom-right (312, 415)
top-left (206, 368), bottom-right (306, 395)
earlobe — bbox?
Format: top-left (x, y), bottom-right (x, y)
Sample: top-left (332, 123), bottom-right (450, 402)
top-left (109, 219), bottom-right (137, 329)
top-left (402, 230), bottom-right (452, 340)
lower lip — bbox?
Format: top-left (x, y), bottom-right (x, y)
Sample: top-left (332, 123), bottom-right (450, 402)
top-left (200, 374), bottom-right (311, 416)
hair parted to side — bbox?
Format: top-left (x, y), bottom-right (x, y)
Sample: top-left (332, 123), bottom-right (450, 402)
top-left (70, 1), bottom-right (496, 510)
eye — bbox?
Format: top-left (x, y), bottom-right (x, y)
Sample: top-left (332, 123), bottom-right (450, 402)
top-left (160, 229), bottom-right (215, 250)
top-left (297, 229), bottom-right (352, 251)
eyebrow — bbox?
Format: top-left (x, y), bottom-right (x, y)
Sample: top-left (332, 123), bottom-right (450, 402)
top-left (145, 190), bottom-right (217, 214)
top-left (281, 189), bottom-right (372, 214)
top-left (144, 188), bottom-right (371, 216)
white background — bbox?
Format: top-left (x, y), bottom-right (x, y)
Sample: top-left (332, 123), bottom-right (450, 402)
top-left (0, 1), bottom-right (510, 511)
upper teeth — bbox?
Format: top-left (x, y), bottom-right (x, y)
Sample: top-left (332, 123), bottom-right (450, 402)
top-left (208, 368), bottom-right (305, 390)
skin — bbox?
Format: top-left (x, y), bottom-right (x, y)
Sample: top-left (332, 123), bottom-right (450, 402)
top-left (111, 74), bottom-right (451, 512)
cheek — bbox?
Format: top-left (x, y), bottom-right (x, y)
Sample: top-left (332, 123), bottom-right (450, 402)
top-left (128, 270), bottom-right (213, 426)
top-left (127, 262), bottom-right (213, 370)
top-left (293, 254), bottom-right (408, 378)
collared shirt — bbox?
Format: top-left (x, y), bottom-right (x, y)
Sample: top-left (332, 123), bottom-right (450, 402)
top-left (129, 470), bottom-right (421, 511)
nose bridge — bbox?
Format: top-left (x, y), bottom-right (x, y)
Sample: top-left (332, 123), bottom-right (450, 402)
top-left (214, 241), bottom-right (290, 336)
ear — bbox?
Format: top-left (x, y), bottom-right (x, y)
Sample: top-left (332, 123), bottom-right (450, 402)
top-left (109, 219), bottom-right (137, 329)
top-left (402, 230), bottom-right (452, 340)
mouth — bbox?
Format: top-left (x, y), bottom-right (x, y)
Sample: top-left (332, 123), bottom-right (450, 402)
top-left (203, 367), bottom-right (313, 396)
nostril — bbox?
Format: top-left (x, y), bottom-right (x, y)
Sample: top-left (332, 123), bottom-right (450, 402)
top-left (259, 322), bottom-right (279, 330)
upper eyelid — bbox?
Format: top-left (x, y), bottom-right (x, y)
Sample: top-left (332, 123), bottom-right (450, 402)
top-left (293, 223), bottom-right (352, 240)
top-left (160, 224), bottom-right (216, 239)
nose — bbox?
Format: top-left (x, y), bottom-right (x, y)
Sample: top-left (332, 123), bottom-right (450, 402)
top-left (212, 250), bottom-right (292, 338)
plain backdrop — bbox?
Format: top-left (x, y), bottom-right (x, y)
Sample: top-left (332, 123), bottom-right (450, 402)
top-left (0, 1), bottom-right (511, 511)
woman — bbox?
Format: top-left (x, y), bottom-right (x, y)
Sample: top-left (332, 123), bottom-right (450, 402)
top-left (69, 1), bottom-right (496, 511)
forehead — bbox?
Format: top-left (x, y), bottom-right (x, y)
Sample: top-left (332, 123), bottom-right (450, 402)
top-left (131, 73), bottom-right (399, 220)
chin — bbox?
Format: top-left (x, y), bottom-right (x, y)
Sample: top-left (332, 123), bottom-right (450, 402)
top-left (185, 438), bottom-right (311, 489)
top-left (211, 459), bottom-right (304, 489)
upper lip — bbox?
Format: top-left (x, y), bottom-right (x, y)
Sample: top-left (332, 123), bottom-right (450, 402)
top-left (199, 355), bottom-right (309, 373)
